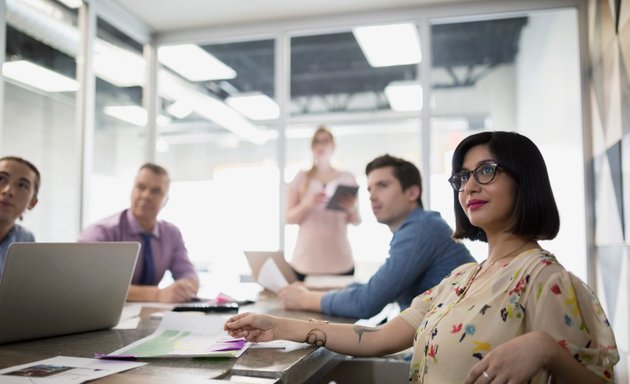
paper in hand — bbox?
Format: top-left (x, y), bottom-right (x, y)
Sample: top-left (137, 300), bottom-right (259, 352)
top-left (257, 258), bottom-right (290, 293)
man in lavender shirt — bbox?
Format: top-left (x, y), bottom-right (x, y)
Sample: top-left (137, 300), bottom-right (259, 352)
top-left (79, 163), bottom-right (198, 303)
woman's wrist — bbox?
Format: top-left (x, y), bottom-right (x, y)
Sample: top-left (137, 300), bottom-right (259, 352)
top-left (280, 317), bottom-right (307, 342)
top-left (535, 331), bottom-right (562, 372)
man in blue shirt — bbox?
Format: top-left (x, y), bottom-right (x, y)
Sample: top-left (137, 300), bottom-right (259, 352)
top-left (279, 154), bottom-right (475, 319)
top-left (0, 156), bottom-right (39, 279)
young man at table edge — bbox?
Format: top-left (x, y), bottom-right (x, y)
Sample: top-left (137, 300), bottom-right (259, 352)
top-left (279, 154), bottom-right (475, 318)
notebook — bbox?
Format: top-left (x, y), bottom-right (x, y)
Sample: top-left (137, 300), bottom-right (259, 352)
top-left (0, 242), bottom-right (140, 344)
top-left (244, 251), bottom-right (297, 291)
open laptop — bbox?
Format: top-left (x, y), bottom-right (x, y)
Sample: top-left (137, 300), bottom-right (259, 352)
top-left (0, 242), bottom-right (140, 344)
top-left (244, 251), bottom-right (297, 291)
top-left (244, 251), bottom-right (355, 292)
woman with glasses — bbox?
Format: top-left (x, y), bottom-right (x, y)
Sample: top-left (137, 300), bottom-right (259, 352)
top-left (286, 125), bottom-right (361, 280)
top-left (226, 131), bottom-right (618, 383)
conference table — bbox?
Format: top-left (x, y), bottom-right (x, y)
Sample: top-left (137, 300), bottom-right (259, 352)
top-left (0, 287), bottom-right (357, 383)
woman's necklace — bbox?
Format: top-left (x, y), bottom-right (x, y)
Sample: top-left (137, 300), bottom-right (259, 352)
top-left (456, 241), bottom-right (536, 297)
top-left (474, 241), bottom-right (533, 281)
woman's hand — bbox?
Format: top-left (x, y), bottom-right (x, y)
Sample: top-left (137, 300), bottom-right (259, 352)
top-left (337, 193), bottom-right (357, 213)
top-left (224, 312), bottom-right (278, 343)
top-left (464, 331), bottom-right (554, 384)
top-left (304, 190), bottom-right (327, 209)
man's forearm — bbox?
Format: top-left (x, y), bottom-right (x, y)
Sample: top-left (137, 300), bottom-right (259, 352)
top-left (126, 285), bottom-right (159, 302)
top-left (179, 276), bottom-right (200, 290)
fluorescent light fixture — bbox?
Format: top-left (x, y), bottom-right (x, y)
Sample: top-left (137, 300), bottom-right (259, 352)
top-left (159, 71), bottom-right (268, 145)
top-left (103, 105), bottom-right (146, 126)
top-left (353, 23), bottom-right (421, 67)
top-left (93, 40), bottom-right (145, 87)
top-left (189, 95), bottom-right (268, 145)
top-left (56, 0), bottom-right (82, 8)
top-left (384, 81), bottom-right (423, 112)
top-left (167, 100), bottom-right (194, 119)
top-left (103, 105), bottom-right (170, 127)
top-left (226, 93), bottom-right (279, 120)
top-left (159, 44), bottom-right (236, 82)
top-left (2, 60), bottom-right (78, 92)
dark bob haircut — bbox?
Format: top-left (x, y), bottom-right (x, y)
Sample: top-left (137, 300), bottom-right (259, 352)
top-left (451, 131), bottom-right (559, 242)
top-left (365, 154), bottom-right (423, 208)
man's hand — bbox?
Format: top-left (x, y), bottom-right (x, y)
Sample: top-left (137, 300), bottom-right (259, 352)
top-left (156, 278), bottom-right (198, 303)
top-left (279, 283), bottom-right (323, 311)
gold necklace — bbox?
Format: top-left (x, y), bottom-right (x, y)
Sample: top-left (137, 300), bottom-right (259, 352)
top-left (472, 241), bottom-right (533, 282)
top-left (455, 241), bottom-right (538, 297)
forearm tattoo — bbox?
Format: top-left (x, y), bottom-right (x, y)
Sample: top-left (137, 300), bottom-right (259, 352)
top-left (305, 328), bottom-right (327, 347)
top-left (353, 325), bottom-right (379, 343)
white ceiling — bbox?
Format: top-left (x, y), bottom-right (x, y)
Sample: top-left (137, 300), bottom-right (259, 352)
top-left (107, 0), bottom-right (478, 32)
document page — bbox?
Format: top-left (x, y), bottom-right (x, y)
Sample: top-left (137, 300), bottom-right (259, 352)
top-left (257, 257), bottom-right (289, 293)
top-left (304, 275), bottom-right (355, 290)
top-left (100, 312), bottom-right (249, 359)
top-left (0, 356), bottom-right (145, 384)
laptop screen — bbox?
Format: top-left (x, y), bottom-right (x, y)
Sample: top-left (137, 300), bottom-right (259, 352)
top-left (0, 242), bottom-right (139, 344)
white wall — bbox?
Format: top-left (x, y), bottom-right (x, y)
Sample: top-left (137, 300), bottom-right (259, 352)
top-left (516, 9), bottom-right (586, 280)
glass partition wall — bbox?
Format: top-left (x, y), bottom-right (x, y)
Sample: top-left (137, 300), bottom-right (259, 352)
top-left (154, 9), bottom-right (585, 286)
top-left (2, 0), bottom-right (80, 241)
top-left (156, 38), bottom-right (279, 283)
top-left (0, 1), bottom-right (586, 284)
top-left (285, 28), bottom-right (423, 274)
top-left (87, 17), bottom-right (147, 224)
top-left (428, 9), bottom-right (585, 279)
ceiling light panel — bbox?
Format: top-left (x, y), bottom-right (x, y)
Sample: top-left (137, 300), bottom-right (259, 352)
top-left (2, 60), bottom-right (78, 92)
top-left (56, 0), bottom-right (82, 8)
top-left (93, 41), bottom-right (145, 87)
top-left (226, 93), bottom-right (279, 120)
top-left (159, 44), bottom-right (236, 82)
top-left (385, 81), bottom-right (423, 112)
top-left (353, 23), bottom-right (422, 67)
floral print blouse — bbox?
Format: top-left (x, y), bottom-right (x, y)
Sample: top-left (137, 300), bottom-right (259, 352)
top-left (400, 249), bottom-right (618, 383)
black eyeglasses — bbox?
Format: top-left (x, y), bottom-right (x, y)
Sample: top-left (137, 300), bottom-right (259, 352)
top-left (448, 162), bottom-right (502, 192)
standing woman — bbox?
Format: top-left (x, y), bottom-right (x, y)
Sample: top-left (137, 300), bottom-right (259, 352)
top-left (286, 126), bottom-right (361, 280)
top-left (226, 131), bottom-right (618, 383)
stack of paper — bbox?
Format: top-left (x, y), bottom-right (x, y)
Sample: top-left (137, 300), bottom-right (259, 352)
top-left (99, 312), bottom-right (249, 359)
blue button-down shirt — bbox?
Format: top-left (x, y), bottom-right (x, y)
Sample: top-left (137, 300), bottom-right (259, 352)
top-left (321, 207), bottom-right (475, 319)
top-left (0, 224), bottom-right (35, 279)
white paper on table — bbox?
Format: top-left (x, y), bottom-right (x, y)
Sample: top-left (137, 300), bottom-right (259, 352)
top-left (304, 275), bottom-right (355, 290)
top-left (0, 356), bottom-right (145, 384)
top-left (113, 304), bottom-right (143, 329)
top-left (248, 340), bottom-right (311, 352)
top-left (104, 311), bottom-right (249, 358)
top-left (257, 257), bottom-right (289, 293)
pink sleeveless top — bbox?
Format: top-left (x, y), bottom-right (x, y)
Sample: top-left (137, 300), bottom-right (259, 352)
top-left (287, 170), bottom-right (357, 275)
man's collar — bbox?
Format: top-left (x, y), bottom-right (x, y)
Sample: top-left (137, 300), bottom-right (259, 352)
top-left (125, 209), bottom-right (160, 237)
top-left (0, 225), bottom-right (18, 243)
top-left (393, 206), bottom-right (422, 232)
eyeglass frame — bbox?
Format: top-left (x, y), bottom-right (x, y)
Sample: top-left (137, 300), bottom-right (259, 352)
top-left (448, 162), bottom-right (504, 192)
